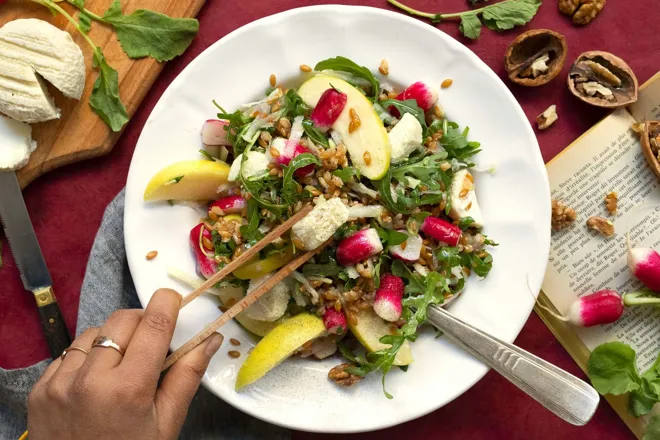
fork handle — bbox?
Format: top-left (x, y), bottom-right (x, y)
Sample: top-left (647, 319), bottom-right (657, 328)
top-left (426, 305), bottom-right (599, 426)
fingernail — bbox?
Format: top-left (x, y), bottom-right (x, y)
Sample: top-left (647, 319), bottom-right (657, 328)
top-left (204, 333), bottom-right (224, 357)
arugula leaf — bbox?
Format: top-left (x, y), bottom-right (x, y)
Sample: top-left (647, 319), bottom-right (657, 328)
top-left (89, 50), bottom-right (129, 132)
top-left (644, 417), bottom-right (660, 440)
top-left (315, 56), bottom-right (380, 100)
top-left (391, 260), bottom-right (425, 294)
top-left (373, 254), bottom-right (388, 288)
top-left (459, 14), bottom-right (482, 40)
top-left (337, 340), bottom-right (360, 364)
top-left (302, 119), bottom-right (329, 147)
top-left (457, 217), bottom-right (475, 230)
top-left (464, 252), bottom-right (493, 278)
top-left (334, 222), bottom-right (359, 241)
top-left (101, 0), bottom-right (199, 62)
top-left (240, 144), bottom-right (286, 216)
top-left (379, 99), bottom-right (427, 133)
top-left (281, 153), bottom-right (320, 205)
top-left (332, 167), bottom-right (360, 183)
top-left (239, 198), bottom-right (264, 246)
top-left (282, 90), bottom-right (310, 118)
top-left (588, 342), bottom-right (641, 396)
top-left (214, 104), bottom-right (253, 156)
top-left (440, 121), bottom-right (481, 161)
top-left (302, 260), bottom-right (342, 278)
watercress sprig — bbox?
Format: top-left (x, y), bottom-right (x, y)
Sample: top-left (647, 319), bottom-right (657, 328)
top-left (387, 0), bottom-right (542, 40)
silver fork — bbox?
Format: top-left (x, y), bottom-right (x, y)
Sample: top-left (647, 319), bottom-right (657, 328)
top-left (426, 304), bottom-right (600, 426)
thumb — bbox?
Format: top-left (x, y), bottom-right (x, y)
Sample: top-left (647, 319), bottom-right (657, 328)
top-left (155, 333), bottom-right (224, 439)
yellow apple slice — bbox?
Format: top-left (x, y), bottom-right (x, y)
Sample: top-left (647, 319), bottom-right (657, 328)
top-left (348, 308), bottom-right (413, 366)
top-left (298, 75), bottom-right (391, 180)
top-left (232, 244), bottom-right (295, 280)
top-left (235, 313), bottom-right (326, 390)
top-left (144, 160), bottom-right (231, 201)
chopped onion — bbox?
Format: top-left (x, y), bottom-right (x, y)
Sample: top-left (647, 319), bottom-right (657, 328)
top-left (405, 177), bottom-right (421, 189)
top-left (450, 265), bottom-right (464, 280)
top-left (451, 158), bottom-right (466, 172)
top-left (242, 116), bottom-right (272, 142)
top-left (390, 185), bottom-right (399, 203)
top-left (329, 129), bottom-right (343, 147)
top-left (291, 270), bottom-right (319, 304)
top-left (349, 182), bottom-right (379, 199)
top-left (286, 115), bottom-right (305, 153)
top-left (345, 265), bottom-right (360, 279)
top-left (303, 138), bottom-right (322, 157)
top-left (413, 263), bottom-right (429, 277)
top-left (348, 204), bottom-right (384, 219)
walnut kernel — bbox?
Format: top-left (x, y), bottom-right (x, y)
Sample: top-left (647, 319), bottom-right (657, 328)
top-left (586, 216), bottom-right (615, 237)
top-left (552, 199), bottom-right (577, 232)
top-left (537, 105), bottom-right (558, 130)
top-left (328, 363), bottom-right (362, 386)
top-left (604, 192), bottom-right (618, 215)
top-left (559, 0), bottom-right (606, 25)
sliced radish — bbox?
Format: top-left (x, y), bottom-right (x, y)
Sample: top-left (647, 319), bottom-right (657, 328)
top-left (373, 274), bottom-right (404, 322)
top-left (311, 87), bottom-right (347, 131)
top-left (390, 81), bottom-right (439, 117)
top-left (209, 195), bottom-right (246, 216)
top-left (389, 232), bottom-right (422, 262)
top-left (420, 216), bottom-right (462, 247)
top-left (322, 306), bottom-right (347, 335)
top-left (627, 230), bottom-right (660, 292)
top-left (270, 137), bottom-right (316, 177)
top-left (201, 119), bottom-right (231, 146)
top-left (336, 228), bottom-right (383, 266)
top-left (189, 223), bottom-right (217, 279)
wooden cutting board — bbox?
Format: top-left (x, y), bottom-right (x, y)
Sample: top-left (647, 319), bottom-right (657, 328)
top-left (0, 0), bottom-right (206, 188)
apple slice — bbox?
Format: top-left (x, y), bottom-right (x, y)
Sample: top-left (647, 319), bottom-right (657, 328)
top-left (348, 308), bottom-right (413, 366)
top-left (232, 244), bottom-right (295, 279)
top-left (144, 160), bottom-right (231, 201)
top-left (235, 313), bottom-right (326, 390)
top-left (298, 75), bottom-right (391, 180)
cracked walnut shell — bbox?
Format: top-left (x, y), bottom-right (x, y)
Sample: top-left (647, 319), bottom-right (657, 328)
top-left (640, 121), bottom-right (660, 180)
top-left (328, 363), bottom-right (363, 386)
top-left (559, 0), bottom-right (606, 25)
top-left (568, 51), bottom-right (638, 108)
top-left (505, 29), bottom-right (567, 87)
top-left (552, 199), bottom-right (577, 232)
top-left (586, 216), bottom-right (615, 237)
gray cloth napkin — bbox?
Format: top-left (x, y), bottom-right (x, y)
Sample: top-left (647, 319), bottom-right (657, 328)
top-left (0, 189), bottom-right (290, 440)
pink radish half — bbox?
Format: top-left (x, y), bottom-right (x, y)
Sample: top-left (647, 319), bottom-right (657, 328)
top-left (311, 87), bottom-right (347, 131)
top-left (419, 216), bottom-right (462, 247)
top-left (322, 307), bottom-right (347, 335)
top-left (627, 232), bottom-right (660, 292)
top-left (201, 119), bottom-right (232, 146)
top-left (336, 228), bottom-right (383, 266)
top-left (565, 290), bottom-right (624, 327)
top-left (189, 223), bottom-right (217, 279)
top-left (374, 274), bottom-right (404, 322)
top-left (209, 195), bottom-right (246, 215)
top-left (390, 81), bottom-right (439, 117)
top-left (389, 232), bottom-right (422, 262)
top-left (270, 138), bottom-right (316, 177)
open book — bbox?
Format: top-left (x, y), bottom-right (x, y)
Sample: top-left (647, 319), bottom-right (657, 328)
top-left (539, 72), bottom-right (660, 439)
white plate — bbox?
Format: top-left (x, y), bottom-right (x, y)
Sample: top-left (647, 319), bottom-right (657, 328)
top-left (125, 5), bottom-right (550, 433)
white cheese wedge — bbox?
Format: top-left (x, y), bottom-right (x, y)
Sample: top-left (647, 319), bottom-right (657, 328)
top-left (0, 114), bottom-right (37, 171)
top-left (0, 19), bottom-right (86, 123)
top-left (228, 151), bottom-right (269, 181)
top-left (449, 169), bottom-right (484, 228)
top-left (389, 113), bottom-right (423, 163)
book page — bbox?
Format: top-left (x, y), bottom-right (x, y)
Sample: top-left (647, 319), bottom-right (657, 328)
top-left (542, 106), bottom-right (660, 372)
top-left (629, 72), bottom-right (660, 122)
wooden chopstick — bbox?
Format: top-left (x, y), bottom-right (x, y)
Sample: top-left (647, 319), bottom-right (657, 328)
top-left (179, 204), bottom-right (313, 309)
top-left (162, 239), bottom-right (330, 371)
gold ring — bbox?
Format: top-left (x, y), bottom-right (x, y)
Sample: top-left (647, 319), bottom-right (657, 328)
top-left (92, 336), bottom-right (126, 356)
top-left (60, 346), bottom-right (89, 361)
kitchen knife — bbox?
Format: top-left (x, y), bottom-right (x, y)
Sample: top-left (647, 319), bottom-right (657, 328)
top-left (0, 171), bottom-right (71, 358)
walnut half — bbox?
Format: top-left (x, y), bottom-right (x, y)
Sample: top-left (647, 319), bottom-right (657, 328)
top-left (504, 29), bottom-right (567, 87)
top-left (586, 216), bottom-right (615, 237)
top-left (559, 0), bottom-right (606, 25)
top-left (640, 121), bottom-right (660, 180)
top-left (328, 363), bottom-right (363, 386)
top-left (552, 199), bottom-right (577, 232)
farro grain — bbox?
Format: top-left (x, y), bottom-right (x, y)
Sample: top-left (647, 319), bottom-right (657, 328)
top-left (146, 250), bottom-right (158, 260)
top-left (300, 64), bottom-right (312, 72)
top-left (228, 350), bottom-right (241, 358)
top-left (441, 79), bottom-right (453, 89)
top-left (230, 338), bottom-right (241, 346)
top-left (269, 74), bottom-right (276, 87)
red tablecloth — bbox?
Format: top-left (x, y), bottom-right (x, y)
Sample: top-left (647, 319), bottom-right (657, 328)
top-left (1, 0), bottom-right (658, 438)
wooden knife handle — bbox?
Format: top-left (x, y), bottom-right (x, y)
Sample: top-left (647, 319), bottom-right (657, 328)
top-left (34, 287), bottom-right (71, 359)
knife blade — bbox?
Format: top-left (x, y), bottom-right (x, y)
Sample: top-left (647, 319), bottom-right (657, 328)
top-left (0, 170), bottom-right (71, 358)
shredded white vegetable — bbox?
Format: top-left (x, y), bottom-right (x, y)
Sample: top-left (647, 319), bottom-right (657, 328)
top-left (349, 182), bottom-right (379, 199)
top-left (291, 270), bottom-right (319, 304)
top-left (348, 204), bottom-right (384, 219)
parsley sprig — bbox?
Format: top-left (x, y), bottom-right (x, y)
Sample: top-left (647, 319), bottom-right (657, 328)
top-left (387, 0), bottom-right (542, 40)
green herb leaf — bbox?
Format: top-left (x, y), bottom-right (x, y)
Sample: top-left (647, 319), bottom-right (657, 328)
top-left (459, 14), bottom-right (482, 39)
top-left (302, 260), bottom-right (342, 278)
top-left (457, 217), bottom-right (475, 230)
top-left (89, 50), bottom-right (129, 132)
top-left (71, 0), bottom-right (93, 33)
top-left (332, 167), bottom-right (360, 183)
top-left (588, 342), bottom-right (641, 396)
top-left (337, 340), bottom-right (359, 364)
top-left (379, 99), bottom-right (427, 134)
top-left (643, 417), bottom-right (660, 440)
top-left (102, 0), bottom-right (199, 62)
top-left (315, 56), bottom-right (380, 100)
top-left (282, 90), bottom-right (310, 118)
top-left (239, 198), bottom-right (264, 246)
top-left (465, 252), bottom-right (493, 277)
top-left (630, 383), bottom-right (658, 417)
top-left (281, 153), bottom-right (320, 205)
top-left (334, 222), bottom-right (359, 241)
top-left (391, 260), bottom-right (425, 294)
top-left (302, 119), bottom-right (329, 147)
top-left (481, 0), bottom-right (542, 32)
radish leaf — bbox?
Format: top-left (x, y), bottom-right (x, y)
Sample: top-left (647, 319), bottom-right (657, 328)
top-left (588, 342), bottom-right (641, 395)
top-left (89, 51), bottom-right (128, 132)
top-left (644, 417), bottom-right (660, 440)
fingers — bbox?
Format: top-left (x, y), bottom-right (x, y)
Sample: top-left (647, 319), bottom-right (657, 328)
top-left (85, 309), bottom-right (143, 369)
top-left (53, 327), bottom-right (99, 376)
top-left (122, 289), bottom-right (181, 386)
top-left (155, 333), bottom-right (223, 439)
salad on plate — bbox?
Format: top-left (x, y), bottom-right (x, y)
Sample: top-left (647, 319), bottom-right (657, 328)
top-left (144, 56), bottom-right (496, 397)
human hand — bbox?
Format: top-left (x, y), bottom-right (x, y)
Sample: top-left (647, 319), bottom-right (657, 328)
top-left (27, 288), bottom-right (224, 440)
